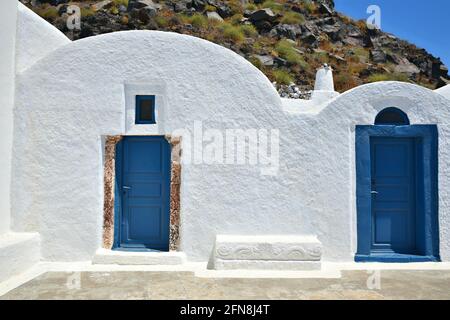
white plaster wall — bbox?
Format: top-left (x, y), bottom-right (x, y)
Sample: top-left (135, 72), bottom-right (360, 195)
top-left (16, 3), bottom-right (70, 73)
top-left (0, 0), bottom-right (18, 235)
top-left (12, 30), bottom-right (450, 262)
top-left (13, 31), bottom-right (282, 261)
top-left (123, 82), bottom-right (167, 135)
top-left (436, 85), bottom-right (450, 101)
top-left (297, 82), bottom-right (450, 261)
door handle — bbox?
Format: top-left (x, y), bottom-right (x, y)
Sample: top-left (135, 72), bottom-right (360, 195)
top-left (123, 186), bottom-right (131, 190)
top-left (371, 191), bottom-right (378, 194)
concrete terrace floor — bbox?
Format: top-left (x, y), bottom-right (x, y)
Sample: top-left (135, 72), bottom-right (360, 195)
top-left (1, 270), bottom-right (450, 300)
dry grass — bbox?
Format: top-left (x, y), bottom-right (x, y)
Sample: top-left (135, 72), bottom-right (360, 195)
top-left (280, 12), bottom-right (305, 25)
top-left (302, 0), bottom-right (317, 14)
top-left (219, 22), bottom-right (245, 42)
top-left (275, 40), bottom-right (309, 69)
top-left (334, 73), bottom-right (360, 92)
top-left (112, 0), bottom-right (128, 6)
top-left (273, 69), bottom-right (294, 85)
top-left (368, 73), bottom-right (410, 83)
top-left (35, 5), bottom-right (59, 20)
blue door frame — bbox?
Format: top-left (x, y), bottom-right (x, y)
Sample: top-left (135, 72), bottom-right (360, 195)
top-left (113, 136), bottom-right (171, 251)
top-left (355, 125), bottom-right (440, 262)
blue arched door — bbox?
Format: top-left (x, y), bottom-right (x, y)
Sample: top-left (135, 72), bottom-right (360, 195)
top-left (355, 109), bottom-right (439, 262)
top-left (370, 137), bottom-right (416, 253)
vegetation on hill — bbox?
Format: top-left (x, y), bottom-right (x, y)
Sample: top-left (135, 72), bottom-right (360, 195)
top-left (23, 0), bottom-right (449, 94)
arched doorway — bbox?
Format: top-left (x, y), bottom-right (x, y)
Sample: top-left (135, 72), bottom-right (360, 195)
top-left (355, 108), bottom-right (440, 262)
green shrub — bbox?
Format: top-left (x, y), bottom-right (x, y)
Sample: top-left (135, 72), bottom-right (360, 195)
top-left (230, 14), bottom-right (243, 25)
top-left (205, 4), bottom-right (216, 12)
top-left (275, 40), bottom-right (295, 56)
top-left (273, 69), bottom-right (294, 85)
top-left (155, 16), bottom-right (169, 28)
top-left (109, 6), bottom-right (119, 15)
top-left (249, 56), bottom-right (263, 69)
top-left (245, 3), bottom-right (257, 11)
top-left (367, 73), bottom-right (410, 83)
top-left (303, 0), bottom-right (317, 14)
top-left (252, 40), bottom-right (263, 52)
top-left (240, 24), bottom-right (258, 37)
top-left (112, 0), bottom-right (128, 6)
top-left (275, 40), bottom-right (308, 68)
top-left (228, 0), bottom-right (244, 15)
top-left (80, 7), bottom-right (95, 17)
top-left (280, 12), bottom-right (305, 25)
top-left (190, 13), bottom-right (208, 29)
top-left (37, 6), bottom-right (59, 20)
top-left (261, 0), bottom-right (283, 13)
top-left (220, 23), bottom-right (245, 42)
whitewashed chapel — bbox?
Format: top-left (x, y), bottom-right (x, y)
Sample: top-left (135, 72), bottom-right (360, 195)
top-left (1, 1), bottom-right (450, 281)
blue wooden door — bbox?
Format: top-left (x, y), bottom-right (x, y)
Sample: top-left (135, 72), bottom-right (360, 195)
top-left (117, 136), bottom-right (171, 251)
top-left (370, 137), bottom-right (416, 254)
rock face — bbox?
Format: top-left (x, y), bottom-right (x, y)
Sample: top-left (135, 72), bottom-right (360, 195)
top-left (22, 0), bottom-right (449, 94)
top-left (248, 8), bottom-right (277, 31)
top-left (206, 11), bottom-right (223, 22)
top-left (92, 0), bottom-right (113, 11)
top-left (270, 24), bottom-right (302, 40)
top-left (254, 54), bottom-right (274, 66)
top-left (249, 8), bottom-right (277, 22)
top-left (127, 0), bottom-right (159, 11)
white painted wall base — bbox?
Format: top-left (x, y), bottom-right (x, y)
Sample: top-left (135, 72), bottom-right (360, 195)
top-left (92, 248), bottom-right (186, 265)
top-left (0, 232), bottom-right (41, 282)
top-left (210, 235), bottom-right (322, 270)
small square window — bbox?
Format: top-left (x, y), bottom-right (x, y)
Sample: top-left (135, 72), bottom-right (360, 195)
top-left (135, 95), bottom-right (156, 124)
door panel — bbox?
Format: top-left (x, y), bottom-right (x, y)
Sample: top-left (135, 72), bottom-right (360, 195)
top-left (370, 137), bottom-right (416, 254)
top-left (119, 136), bottom-right (171, 251)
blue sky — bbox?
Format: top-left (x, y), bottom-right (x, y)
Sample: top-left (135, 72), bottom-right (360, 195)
top-left (334, 0), bottom-right (450, 68)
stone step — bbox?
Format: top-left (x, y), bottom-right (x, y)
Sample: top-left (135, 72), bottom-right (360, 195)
top-left (92, 248), bottom-right (186, 265)
top-left (0, 232), bottom-right (41, 282)
top-left (210, 235), bottom-right (322, 271)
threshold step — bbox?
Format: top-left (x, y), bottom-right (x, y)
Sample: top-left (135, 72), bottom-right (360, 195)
top-left (92, 248), bottom-right (186, 265)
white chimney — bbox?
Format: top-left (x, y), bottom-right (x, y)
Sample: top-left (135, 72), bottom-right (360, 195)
top-left (311, 64), bottom-right (339, 104)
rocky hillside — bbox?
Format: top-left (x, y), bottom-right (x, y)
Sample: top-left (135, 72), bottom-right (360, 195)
top-left (22, 0), bottom-right (449, 96)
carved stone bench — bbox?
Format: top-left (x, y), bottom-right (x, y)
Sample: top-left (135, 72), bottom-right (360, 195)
top-left (210, 235), bottom-right (322, 270)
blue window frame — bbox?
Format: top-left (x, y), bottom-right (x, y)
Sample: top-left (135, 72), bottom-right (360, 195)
top-left (135, 95), bottom-right (156, 124)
